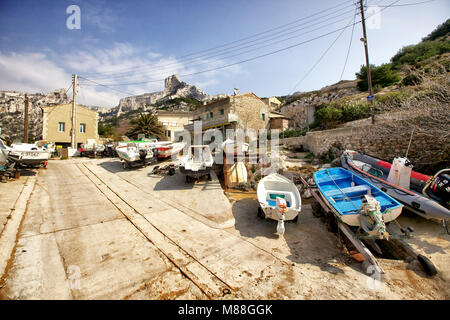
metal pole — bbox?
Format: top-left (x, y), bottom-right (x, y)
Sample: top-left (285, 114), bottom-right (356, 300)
top-left (71, 74), bottom-right (78, 149)
top-left (405, 127), bottom-right (415, 158)
top-left (24, 94), bottom-right (29, 143)
top-left (359, 0), bottom-right (375, 124)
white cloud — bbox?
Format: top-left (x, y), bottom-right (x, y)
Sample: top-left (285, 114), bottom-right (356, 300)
top-left (0, 42), bottom-right (243, 108)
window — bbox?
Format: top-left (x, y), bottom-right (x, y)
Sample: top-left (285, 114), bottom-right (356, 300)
top-left (220, 109), bottom-right (224, 115)
top-left (166, 130), bottom-right (171, 137)
top-left (58, 122), bottom-right (65, 132)
top-left (262, 113), bottom-right (265, 121)
top-left (80, 123), bottom-right (86, 133)
top-left (210, 112), bottom-right (213, 119)
top-left (172, 121), bottom-right (177, 126)
top-left (206, 113), bottom-right (209, 119)
top-left (162, 121), bottom-right (169, 126)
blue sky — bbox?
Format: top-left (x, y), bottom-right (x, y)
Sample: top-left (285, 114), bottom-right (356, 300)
top-left (0, 0), bottom-right (448, 107)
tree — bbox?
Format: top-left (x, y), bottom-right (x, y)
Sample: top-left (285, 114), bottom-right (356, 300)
top-left (126, 112), bottom-right (164, 140)
top-left (356, 63), bottom-right (401, 91)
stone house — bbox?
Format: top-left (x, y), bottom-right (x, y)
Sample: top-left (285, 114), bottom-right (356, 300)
top-left (268, 111), bottom-right (289, 131)
top-left (42, 103), bottom-right (99, 148)
top-left (184, 92), bottom-right (270, 136)
top-left (157, 111), bottom-right (193, 141)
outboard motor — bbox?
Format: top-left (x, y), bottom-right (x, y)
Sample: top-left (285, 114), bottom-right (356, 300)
top-left (426, 172), bottom-right (450, 209)
top-left (276, 197), bottom-right (287, 236)
top-left (359, 194), bottom-right (389, 239)
top-left (139, 149), bottom-right (147, 165)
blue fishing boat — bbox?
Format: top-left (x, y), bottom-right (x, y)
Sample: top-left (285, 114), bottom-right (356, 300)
top-left (313, 167), bottom-right (403, 239)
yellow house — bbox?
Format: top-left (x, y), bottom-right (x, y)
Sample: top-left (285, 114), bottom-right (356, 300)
top-left (42, 103), bottom-right (99, 148)
top-left (262, 97), bottom-right (282, 111)
top-left (157, 111), bottom-right (193, 141)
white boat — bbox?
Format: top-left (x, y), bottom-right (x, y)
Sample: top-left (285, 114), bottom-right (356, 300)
top-left (257, 173), bottom-right (302, 235)
top-left (156, 142), bottom-right (186, 159)
top-left (221, 138), bottom-right (249, 154)
top-left (116, 143), bottom-right (154, 168)
top-left (178, 145), bottom-right (214, 178)
top-left (4, 142), bottom-right (51, 168)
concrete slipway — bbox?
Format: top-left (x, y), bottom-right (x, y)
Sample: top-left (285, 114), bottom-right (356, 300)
top-left (0, 158), bottom-right (448, 299)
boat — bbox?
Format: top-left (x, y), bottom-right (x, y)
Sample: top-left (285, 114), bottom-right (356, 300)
top-left (221, 138), bottom-right (249, 155)
top-left (3, 141), bottom-right (51, 168)
top-left (178, 145), bottom-right (214, 180)
top-left (79, 139), bottom-right (105, 157)
top-left (226, 162), bottom-right (248, 187)
top-left (257, 173), bottom-right (302, 235)
top-left (156, 142), bottom-right (186, 159)
top-left (314, 167), bottom-right (403, 239)
top-left (341, 150), bottom-right (450, 227)
top-left (116, 143), bottom-right (154, 169)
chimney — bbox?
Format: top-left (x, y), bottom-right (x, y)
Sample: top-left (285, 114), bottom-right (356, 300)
top-left (233, 88), bottom-right (239, 96)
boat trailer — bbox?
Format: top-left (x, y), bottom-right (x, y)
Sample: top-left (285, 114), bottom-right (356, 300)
top-left (299, 176), bottom-right (438, 277)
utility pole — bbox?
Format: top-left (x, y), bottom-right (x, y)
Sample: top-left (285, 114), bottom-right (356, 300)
top-left (359, 0), bottom-right (375, 124)
top-left (71, 74), bottom-right (78, 149)
top-left (24, 95), bottom-right (29, 143)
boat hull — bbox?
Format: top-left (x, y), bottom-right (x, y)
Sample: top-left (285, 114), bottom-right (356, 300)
top-left (257, 173), bottom-right (302, 222)
top-left (341, 151), bottom-right (450, 221)
top-left (313, 167), bottom-right (403, 227)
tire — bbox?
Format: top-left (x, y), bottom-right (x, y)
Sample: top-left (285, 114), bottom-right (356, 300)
top-left (417, 254), bottom-right (437, 276)
top-left (257, 207), bottom-right (264, 219)
top-left (312, 202), bottom-right (324, 218)
top-left (292, 215), bottom-right (299, 223)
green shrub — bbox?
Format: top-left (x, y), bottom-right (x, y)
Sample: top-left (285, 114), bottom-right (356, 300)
top-left (356, 63), bottom-right (401, 91)
top-left (391, 40), bottom-right (450, 69)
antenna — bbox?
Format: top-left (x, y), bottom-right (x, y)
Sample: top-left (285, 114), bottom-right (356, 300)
top-left (405, 127), bottom-right (415, 158)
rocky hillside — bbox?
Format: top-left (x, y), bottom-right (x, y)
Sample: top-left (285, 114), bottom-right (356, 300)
top-left (100, 74), bottom-right (228, 118)
top-left (0, 89), bottom-right (71, 143)
top-left (277, 19), bottom-right (450, 129)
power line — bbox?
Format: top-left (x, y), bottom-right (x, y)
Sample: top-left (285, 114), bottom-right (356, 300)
top-left (81, 0), bottom-right (355, 77)
top-left (289, 10), bottom-right (359, 95)
top-left (80, 0), bottom-right (403, 97)
top-left (80, 11), bottom-right (361, 86)
top-left (82, 5), bottom-right (360, 81)
top-left (376, 0), bottom-right (437, 6)
top-left (340, 8), bottom-right (358, 81)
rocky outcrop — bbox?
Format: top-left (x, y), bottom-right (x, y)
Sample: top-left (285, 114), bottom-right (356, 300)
top-left (280, 80), bottom-right (360, 127)
top-left (113, 74), bottom-right (227, 117)
top-left (116, 75), bottom-right (206, 115)
top-left (0, 89), bottom-right (70, 142)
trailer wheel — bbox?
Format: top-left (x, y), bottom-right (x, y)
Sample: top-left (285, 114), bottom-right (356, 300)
top-left (417, 254), bottom-right (437, 276)
top-left (257, 207), bottom-right (264, 219)
top-left (311, 202), bottom-right (324, 217)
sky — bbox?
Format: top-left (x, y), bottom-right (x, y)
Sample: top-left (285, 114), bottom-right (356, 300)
top-left (0, 0), bottom-right (448, 108)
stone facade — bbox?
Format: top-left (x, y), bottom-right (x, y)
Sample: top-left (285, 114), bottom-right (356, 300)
top-left (184, 93), bottom-right (270, 134)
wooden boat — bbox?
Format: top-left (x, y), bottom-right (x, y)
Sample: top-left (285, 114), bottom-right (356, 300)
top-left (314, 167), bottom-right (403, 239)
top-left (257, 173), bottom-right (302, 235)
top-left (341, 150), bottom-right (450, 227)
top-left (226, 162), bottom-right (248, 187)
